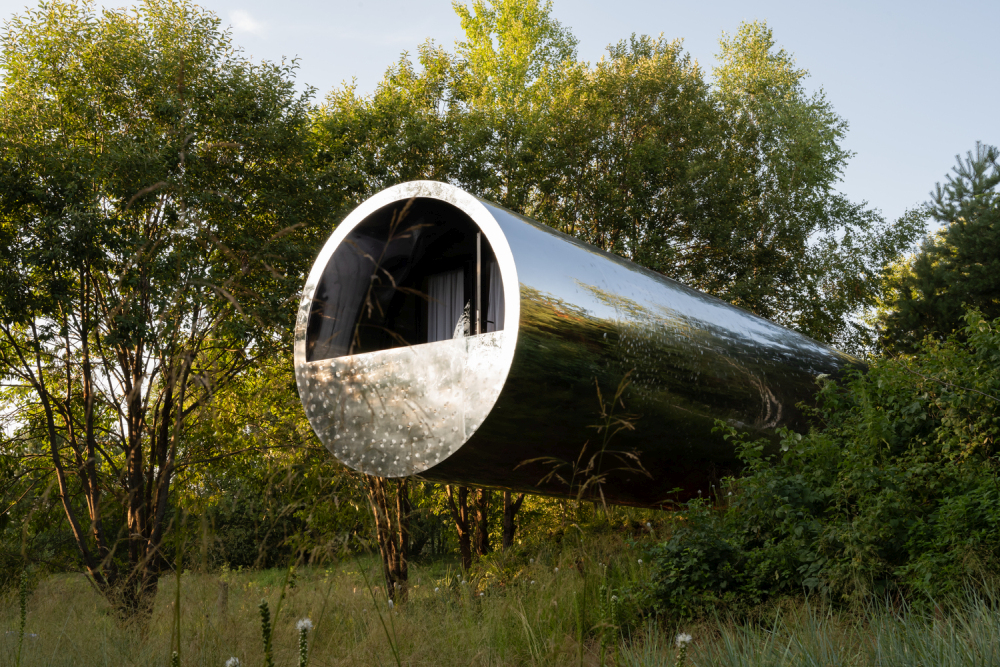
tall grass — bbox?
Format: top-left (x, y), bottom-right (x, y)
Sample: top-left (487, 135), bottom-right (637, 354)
top-left (2, 541), bottom-right (1000, 666)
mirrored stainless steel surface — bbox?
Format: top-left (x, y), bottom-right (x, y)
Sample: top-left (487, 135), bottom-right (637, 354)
top-left (295, 181), bottom-right (862, 506)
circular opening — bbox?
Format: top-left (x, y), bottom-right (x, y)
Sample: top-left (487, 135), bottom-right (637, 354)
top-left (294, 186), bottom-right (518, 477)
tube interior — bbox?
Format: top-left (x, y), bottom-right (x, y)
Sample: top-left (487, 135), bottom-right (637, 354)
top-left (306, 198), bottom-right (504, 362)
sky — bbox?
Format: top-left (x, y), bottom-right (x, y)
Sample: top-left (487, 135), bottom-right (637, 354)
top-left (1, 0), bottom-right (997, 231)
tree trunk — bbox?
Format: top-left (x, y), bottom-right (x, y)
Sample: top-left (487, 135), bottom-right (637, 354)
top-left (365, 475), bottom-right (409, 602)
top-left (502, 491), bottom-right (525, 551)
top-left (446, 485), bottom-right (473, 572)
top-left (474, 488), bottom-right (491, 557)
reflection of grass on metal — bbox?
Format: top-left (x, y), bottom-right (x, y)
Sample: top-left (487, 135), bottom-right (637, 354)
top-left (519, 372), bottom-right (651, 512)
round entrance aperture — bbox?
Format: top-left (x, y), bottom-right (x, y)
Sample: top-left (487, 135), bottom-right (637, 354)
top-left (293, 182), bottom-right (520, 478)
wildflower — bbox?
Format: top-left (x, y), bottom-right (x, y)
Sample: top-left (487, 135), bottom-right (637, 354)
top-left (530, 580), bottom-right (536, 585)
top-left (434, 587), bottom-right (440, 593)
top-left (645, 521), bottom-right (652, 529)
top-left (226, 658), bottom-right (241, 667)
top-left (675, 632), bottom-right (693, 667)
top-left (296, 617), bottom-right (313, 667)
top-left (529, 558), bottom-right (534, 564)
top-left (637, 559), bottom-right (643, 564)
top-left (479, 592), bottom-right (484, 597)
top-left (554, 567), bottom-right (559, 573)
top-left (727, 492), bottom-right (732, 496)
top-left (388, 598), bottom-right (394, 609)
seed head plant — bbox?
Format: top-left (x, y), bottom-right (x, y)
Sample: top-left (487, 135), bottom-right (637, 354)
top-left (675, 632), bottom-right (693, 667)
top-left (259, 599), bottom-right (274, 667)
top-left (296, 617), bottom-right (313, 667)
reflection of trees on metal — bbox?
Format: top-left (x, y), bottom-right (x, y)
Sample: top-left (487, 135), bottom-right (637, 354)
top-left (295, 181), bottom-right (863, 507)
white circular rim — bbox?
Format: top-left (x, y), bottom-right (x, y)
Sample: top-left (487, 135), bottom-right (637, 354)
top-left (293, 181), bottom-right (521, 468)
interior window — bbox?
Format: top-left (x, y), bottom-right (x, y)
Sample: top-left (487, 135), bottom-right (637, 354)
top-left (306, 198), bottom-right (504, 362)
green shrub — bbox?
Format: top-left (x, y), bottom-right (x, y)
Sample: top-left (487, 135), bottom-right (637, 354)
top-left (649, 310), bottom-right (1000, 618)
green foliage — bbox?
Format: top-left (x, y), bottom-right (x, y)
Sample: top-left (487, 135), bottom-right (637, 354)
top-left (0, 0), bottom-right (329, 615)
top-left (532, 35), bottom-right (725, 273)
top-left (316, 9), bottom-right (921, 350)
top-left (173, 353), bottom-right (369, 569)
top-left (711, 21), bottom-right (926, 348)
top-left (649, 310), bottom-right (1000, 618)
top-left (454, 0), bottom-right (577, 102)
top-left (881, 142), bottom-right (1000, 350)
top-left (316, 39), bottom-right (453, 201)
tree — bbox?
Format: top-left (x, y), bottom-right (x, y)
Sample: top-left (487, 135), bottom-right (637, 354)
top-left (530, 35), bottom-right (736, 276)
top-left (501, 490), bottom-right (525, 550)
top-left (708, 21), bottom-right (925, 348)
top-left (316, 40), bottom-right (455, 208)
top-left (881, 142), bottom-right (1000, 351)
top-left (445, 484), bottom-right (474, 571)
top-left (450, 0), bottom-right (577, 211)
top-left (0, 0), bottom-right (324, 618)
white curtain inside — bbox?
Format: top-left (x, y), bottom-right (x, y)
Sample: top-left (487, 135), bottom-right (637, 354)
top-left (427, 268), bottom-right (465, 342)
top-left (486, 261), bottom-right (504, 332)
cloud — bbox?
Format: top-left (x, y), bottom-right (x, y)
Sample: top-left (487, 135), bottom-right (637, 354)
top-left (230, 10), bottom-right (265, 36)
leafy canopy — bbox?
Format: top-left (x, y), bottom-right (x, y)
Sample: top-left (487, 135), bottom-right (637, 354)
top-left (317, 9), bottom-right (923, 351)
top-left (453, 0), bottom-right (577, 107)
top-left (881, 142), bottom-right (1000, 351)
top-left (0, 0), bottom-right (326, 616)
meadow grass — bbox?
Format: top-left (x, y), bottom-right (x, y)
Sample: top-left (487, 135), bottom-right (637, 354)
top-left (3, 533), bottom-right (1000, 666)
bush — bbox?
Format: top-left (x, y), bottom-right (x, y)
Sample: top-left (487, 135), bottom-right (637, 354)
top-left (649, 310), bottom-right (1000, 618)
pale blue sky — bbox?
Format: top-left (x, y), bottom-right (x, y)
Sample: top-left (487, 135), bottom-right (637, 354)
top-left (2, 0), bottom-right (997, 230)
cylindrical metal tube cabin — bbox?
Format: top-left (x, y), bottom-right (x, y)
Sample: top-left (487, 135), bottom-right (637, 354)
top-left (294, 181), bottom-right (860, 506)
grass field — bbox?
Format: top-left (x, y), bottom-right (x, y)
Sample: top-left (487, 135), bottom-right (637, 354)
top-left (3, 533), bottom-right (1000, 666)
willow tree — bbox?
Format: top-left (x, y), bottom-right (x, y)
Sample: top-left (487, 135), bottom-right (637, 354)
top-left (0, 0), bottom-right (324, 618)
